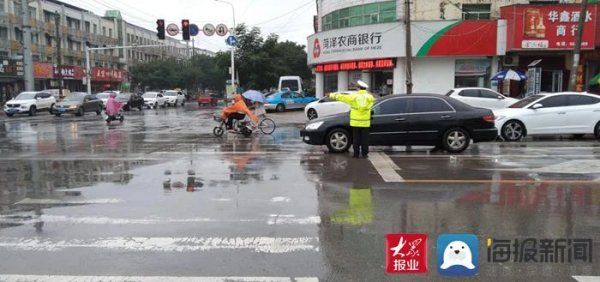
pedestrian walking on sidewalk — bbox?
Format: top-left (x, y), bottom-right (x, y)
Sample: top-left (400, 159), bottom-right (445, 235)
top-left (329, 80), bottom-right (374, 158)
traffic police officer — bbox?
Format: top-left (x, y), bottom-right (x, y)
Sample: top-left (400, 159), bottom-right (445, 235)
top-left (330, 80), bottom-right (375, 158)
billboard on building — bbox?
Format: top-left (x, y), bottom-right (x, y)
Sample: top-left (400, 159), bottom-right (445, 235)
top-left (501, 4), bottom-right (598, 50)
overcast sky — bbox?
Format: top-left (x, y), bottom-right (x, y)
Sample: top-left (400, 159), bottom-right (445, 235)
top-left (67, 0), bottom-right (317, 52)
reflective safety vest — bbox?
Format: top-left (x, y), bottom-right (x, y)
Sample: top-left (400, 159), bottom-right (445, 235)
top-left (330, 90), bottom-right (375, 127)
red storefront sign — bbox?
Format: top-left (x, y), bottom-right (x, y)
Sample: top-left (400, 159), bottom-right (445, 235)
top-left (92, 68), bottom-right (126, 82)
top-left (501, 4), bottom-right (597, 50)
top-left (33, 62), bottom-right (54, 79)
top-left (53, 65), bottom-right (84, 79)
top-left (315, 58), bottom-right (395, 72)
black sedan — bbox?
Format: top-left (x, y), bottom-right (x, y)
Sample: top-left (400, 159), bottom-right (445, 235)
top-left (117, 93), bottom-right (144, 111)
top-left (300, 94), bottom-right (498, 153)
top-left (53, 92), bottom-right (103, 117)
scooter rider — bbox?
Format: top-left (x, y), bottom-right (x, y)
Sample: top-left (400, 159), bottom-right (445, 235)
top-left (329, 80), bottom-right (375, 158)
top-left (220, 94), bottom-right (258, 130)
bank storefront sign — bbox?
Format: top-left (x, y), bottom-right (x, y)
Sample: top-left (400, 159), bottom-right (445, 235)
top-left (307, 20), bottom-right (503, 65)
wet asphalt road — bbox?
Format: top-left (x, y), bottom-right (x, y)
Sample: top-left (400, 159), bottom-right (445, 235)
top-left (0, 106), bottom-right (599, 281)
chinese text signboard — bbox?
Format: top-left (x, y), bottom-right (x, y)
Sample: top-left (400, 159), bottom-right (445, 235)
top-left (501, 4), bottom-right (597, 50)
top-left (91, 68), bottom-right (126, 82)
top-left (315, 58), bottom-right (395, 73)
top-left (0, 60), bottom-right (24, 77)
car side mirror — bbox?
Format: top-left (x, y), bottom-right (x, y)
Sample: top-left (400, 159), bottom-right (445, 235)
top-left (497, 95), bottom-right (505, 99)
top-left (35, 97), bottom-right (41, 100)
top-left (532, 103), bottom-right (543, 109)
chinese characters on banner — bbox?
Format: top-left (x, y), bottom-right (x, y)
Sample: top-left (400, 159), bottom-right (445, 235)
top-left (91, 68), bottom-right (126, 82)
top-left (322, 32), bottom-right (383, 50)
top-left (315, 58), bottom-right (395, 73)
top-left (501, 5), bottom-right (597, 50)
top-left (487, 238), bottom-right (593, 263)
top-left (386, 234), bottom-right (428, 274)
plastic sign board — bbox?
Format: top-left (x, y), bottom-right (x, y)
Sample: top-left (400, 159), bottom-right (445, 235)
top-left (216, 24), bottom-right (228, 36)
top-left (166, 23), bottom-right (179, 36)
top-left (203, 24), bottom-right (215, 36)
top-left (314, 58), bottom-right (395, 72)
top-left (190, 24), bottom-right (199, 36)
top-left (226, 36), bottom-right (238, 46)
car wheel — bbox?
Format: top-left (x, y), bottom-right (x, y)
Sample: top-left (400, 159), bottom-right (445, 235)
top-left (276, 104), bottom-right (285, 112)
top-left (96, 106), bottom-right (102, 115)
top-left (501, 120), bottom-right (525, 142)
top-left (28, 106), bottom-right (36, 116)
top-left (595, 122), bottom-right (600, 140)
top-left (442, 128), bottom-right (470, 153)
top-left (49, 104), bottom-right (55, 114)
top-left (76, 107), bottom-right (84, 117)
top-left (326, 128), bottom-right (351, 153)
top-left (307, 108), bottom-right (318, 120)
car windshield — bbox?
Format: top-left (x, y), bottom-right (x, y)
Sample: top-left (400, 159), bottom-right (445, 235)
top-left (164, 91), bottom-right (177, 96)
top-left (509, 95), bottom-right (545, 108)
top-left (96, 93), bottom-right (111, 99)
top-left (15, 92), bottom-right (37, 100)
top-left (64, 93), bottom-right (86, 102)
top-left (143, 93), bottom-right (157, 98)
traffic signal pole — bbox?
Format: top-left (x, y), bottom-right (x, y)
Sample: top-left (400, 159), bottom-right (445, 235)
top-left (215, 0), bottom-right (236, 95)
top-left (85, 44), bottom-right (166, 95)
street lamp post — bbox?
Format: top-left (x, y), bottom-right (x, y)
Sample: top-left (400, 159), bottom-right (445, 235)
top-left (215, 0), bottom-right (236, 96)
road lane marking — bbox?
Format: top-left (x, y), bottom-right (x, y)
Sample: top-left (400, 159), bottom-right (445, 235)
top-left (0, 275), bottom-right (319, 282)
top-left (369, 152), bottom-right (404, 182)
top-left (14, 198), bottom-right (124, 205)
top-left (0, 236), bottom-right (319, 253)
top-left (0, 215), bottom-right (321, 226)
top-left (572, 276), bottom-right (600, 282)
top-left (395, 179), bottom-right (599, 184)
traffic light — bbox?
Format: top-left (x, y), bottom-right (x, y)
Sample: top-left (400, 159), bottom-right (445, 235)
top-left (182, 19), bottom-right (190, 41)
top-left (156, 19), bottom-right (165, 40)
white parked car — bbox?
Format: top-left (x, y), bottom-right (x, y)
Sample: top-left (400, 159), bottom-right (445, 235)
top-left (494, 92), bottom-right (600, 141)
top-left (304, 92), bottom-right (351, 120)
top-left (142, 92), bottom-right (167, 109)
top-left (4, 91), bottom-right (56, 117)
top-left (95, 91), bottom-right (119, 107)
top-left (162, 90), bottom-right (185, 107)
top-left (446, 87), bottom-right (518, 109)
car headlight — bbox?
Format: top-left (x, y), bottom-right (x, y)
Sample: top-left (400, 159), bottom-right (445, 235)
top-left (305, 121), bottom-right (324, 131)
top-left (495, 115), bottom-right (506, 121)
top-left (69, 105), bottom-right (78, 109)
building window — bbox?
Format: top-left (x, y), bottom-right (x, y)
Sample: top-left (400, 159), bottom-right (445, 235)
top-left (85, 21), bottom-right (90, 33)
top-left (462, 4), bottom-right (491, 20)
top-left (93, 24), bottom-right (97, 34)
top-left (0, 27), bottom-right (7, 41)
top-left (45, 34), bottom-right (52, 46)
top-left (322, 1), bottom-right (396, 31)
top-left (109, 28), bottom-right (112, 37)
top-left (44, 10), bottom-right (55, 23)
top-left (0, 0), bottom-right (4, 13)
top-left (102, 27), bottom-right (106, 36)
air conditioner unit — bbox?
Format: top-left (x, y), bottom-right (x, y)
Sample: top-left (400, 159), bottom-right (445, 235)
top-left (503, 55), bottom-right (519, 67)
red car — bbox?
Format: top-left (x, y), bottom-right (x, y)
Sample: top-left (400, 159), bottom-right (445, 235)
top-left (197, 94), bottom-right (217, 106)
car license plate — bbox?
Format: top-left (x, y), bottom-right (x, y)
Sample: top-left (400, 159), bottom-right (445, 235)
top-left (58, 108), bottom-right (66, 113)
top-left (6, 108), bottom-right (17, 113)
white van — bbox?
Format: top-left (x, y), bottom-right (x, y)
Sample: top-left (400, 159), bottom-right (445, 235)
top-left (278, 76), bottom-right (302, 92)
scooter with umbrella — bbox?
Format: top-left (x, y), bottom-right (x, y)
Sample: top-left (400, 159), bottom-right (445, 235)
top-left (212, 90), bottom-right (276, 137)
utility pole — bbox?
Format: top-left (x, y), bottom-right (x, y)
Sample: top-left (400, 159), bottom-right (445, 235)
top-left (55, 11), bottom-right (63, 97)
top-left (21, 0), bottom-right (34, 91)
top-left (568, 0), bottom-right (588, 91)
top-left (404, 0), bottom-right (413, 94)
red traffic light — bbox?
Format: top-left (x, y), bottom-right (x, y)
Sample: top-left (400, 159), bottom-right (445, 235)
top-left (156, 19), bottom-right (164, 27)
top-left (182, 19), bottom-right (190, 41)
top-left (182, 20), bottom-right (189, 27)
